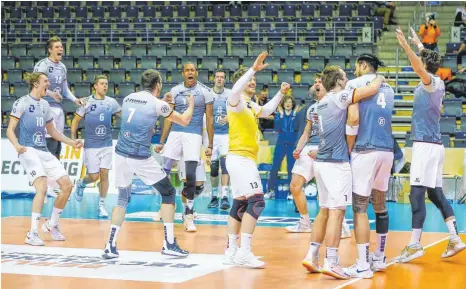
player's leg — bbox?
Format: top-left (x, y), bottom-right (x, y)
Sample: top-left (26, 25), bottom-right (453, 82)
top-left (223, 197), bottom-right (248, 264)
top-left (161, 131), bottom-right (183, 174)
top-left (45, 106), bottom-right (65, 197)
top-left (266, 138), bottom-right (286, 199)
top-left (285, 142), bottom-right (296, 200)
top-left (219, 156), bottom-right (231, 210)
top-left (98, 168), bottom-right (110, 218)
top-left (74, 148), bottom-right (100, 202)
top-left (208, 158), bottom-right (220, 208)
top-left (27, 176), bottom-right (48, 246)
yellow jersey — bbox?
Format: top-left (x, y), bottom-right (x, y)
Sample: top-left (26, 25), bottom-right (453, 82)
top-left (227, 99), bottom-right (262, 161)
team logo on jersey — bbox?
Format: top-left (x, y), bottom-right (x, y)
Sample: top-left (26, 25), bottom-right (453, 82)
top-left (161, 104), bottom-right (170, 114)
top-left (378, 117), bottom-right (386, 126)
top-left (90, 104), bottom-right (97, 111)
top-left (33, 132), bottom-right (44, 145)
top-left (339, 93), bottom-right (348, 103)
top-left (95, 125), bottom-right (106, 136)
top-left (48, 67), bottom-right (54, 73)
top-left (124, 130), bottom-right (131, 138)
top-left (28, 105), bottom-right (35, 112)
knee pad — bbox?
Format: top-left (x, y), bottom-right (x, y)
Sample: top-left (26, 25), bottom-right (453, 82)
top-left (195, 184), bottom-right (204, 197)
top-left (371, 190), bottom-right (387, 213)
top-left (117, 184), bottom-right (132, 208)
top-left (183, 161), bottom-right (197, 200)
top-left (427, 187), bottom-right (454, 219)
top-left (410, 186), bottom-right (427, 228)
top-left (162, 157), bottom-right (176, 174)
top-left (246, 194), bottom-right (265, 220)
top-left (210, 160), bottom-right (220, 177)
top-left (153, 176), bottom-right (176, 205)
top-left (375, 211), bottom-right (389, 234)
top-left (229, 199), bottom-right (248, 222)
top-left (352, 192), bottom-right (370, 213)
top-left (220, 157), bottom-right (228, 175)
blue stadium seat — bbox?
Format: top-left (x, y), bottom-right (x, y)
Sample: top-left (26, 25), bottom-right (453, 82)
top-left (443, 56), bottom-right (458, 72)
top-left (25, 7), bottom-right (37, 18)
top-left (17, 56), bottom-right (34, 70)
top-left (1, 82), bottom-right (11, 97)
top-left (355, 43), bottom-right (373, 55)
top-left (117, 82), bottom-right (136, 98)
top-left (283, 4), bottom-right (296, 17)
top-left (373, 16), bottom-right (384, 31)
top-left (198, 69), bottom-right (209, 83)
top-left (222, 56), bottom-right (239, 71)
top-left (324, 30), bottom-right (336, 42)
top-left (444, 100), bottom-right (463, 117)
top-left (230, 43), bottom-right (247, 57)
top-left (250, 43), bottom-right (269, 56)
top-left (343, 29), bottom-right (359, 42)
top-left (181, 56), bottom-right (198, 67)
top-left (98, 56), bottom-right (114, 71)
top-left (69, 1), bottom-right (81, 7)
top-left (293, 43), bottom-right (309, 58)
top-left (129, 68), bottom-right (145, 83)
top-left (177, 5), bottom-right (190, 18)
top-left (191, 43), bottom-right (207, 57)
top-left (13, 82), bottom-right (29, 98)
top-left (1, 56), bottom-right (15, 70)
top-left (319, 4), bottom-right (334, 17)
top-left (142, 6), bottom-right (155, 18)
top-left (134, 18), bottom-right (147, 30)
top-left (48, 19), bottom-right (63, 30)
top-left (86, 69), bottom-right (103, 82)
top-left (259, 17), bottom-right (272, 30)
top-left (335, 44), bottom-right (353, 57)
top-left (117, 18), bottom-right (130, 30)
top-left (357, 4), bottom-right (372, 16)
top-left (285, 56), bottom-right (302, 71)
top-left (212, 4), bottom-right (225, 18)
top-left (210, 43), bottom-right (227, 58)
top-left (266, 56), bottom-right (282, 70)
top-left (247, 4), bottom-right (261, 17)
top-left (272, 44), bottom-right (289, 57)
top-left (339, 4), bottom-right (352, 17)
top-left (4, 69), bottom-right (21, 82)
top-left (229, 5), bottom-right (242, 17)
top-left (301, 4), bottom-right (316, 17)
top-left (351, 17), bottom-right (366, 28)
top-left (81, 19), bottom-right (94, 30)
top-left (222, 18), bottom-right (235, 31)
top-left (67, 68), bottom-right (83, 84)
top-left (119, 1), bottom-right (131, 7)
top-left (162, 6), bottom-right (173, 18)
top-left (12, 19), bottom-right (27, 30)
top-left (265, 4), bottom-right (279, 17)
top-left (168, 18), bottom-right (182, 30)
top-left (126, 6), bottom-right (139, 18)
top-left (9, 44), bottom-right (27, 57)
top-left (239, 18), bottom-right (253, 31)
top-left (99, 18), bottom-right (111, 30)
top-left (327, 55), bottom-right (346, 68)
top-left (91, 6), bottom-right (105, 18)
top-left (277, 69), bottom-right (294, 84)
top-left (74, 82), bottom-right (91, 97)
top-left (108, 43), bottom-right (126, 59)
top-left (109, 6), bottom-right (122, 18)
top-left (109, 69), bottom-right (126, 84)
top-left (291, 83), bottom-right (309, 98)
top-left (171, 69), bottom-right (184, 83)
top-left (333, 17), bottom-right (348, 28)
top-left (255, 70), bottom-right (273, 84)
top-left (171, 43), bottom-right (187, 57)
top-left (266, 30), bottom-right (282, 42)
top-left (59, 6), bottom-right (71, 18)
top-left (62, 56), bottom-right (74, 69)
top-left (202, 56), bottom-right (218, 71)
top-left (150, 18), bottom-right (164, 30)
top-left (139, 56), bottom-right (157, 69)
top-left (28, 44), bottom-right (45, 58)
top-left (316, 43), bottom-right (333, 57)
top-left (31, 19), bottom-right (44, 30)
top-left (308, 56), bottom-right (326, 70)
top-left (300, 69), bottom-right (320, 84)
top-left (186, 18), bottom-right (201, 30)
top-left (64, 18), bottom-right (78, 30)
top-left (446, 43), bottom-right (461, 53)
top-left (440, 115), bottom-right (456, 134)
top-left (312, 17), bottom-right (326, 28)
top-left (304, 29), bottom-right (320, 42)
top-left (160, 56), bottom-right (177, 70)
top-left (205, 18), bottom-right (218, 30)
top-left (41, 7), bottom-right (54, 18)
top-left (195, 5), bottom-right (208, 18)
top-left (88, 44), bottom-right (105, 57)
top-left (275, 18), bottom-right (290, 30)
top-left (148, 44), bottom-right (167, 56)
top-left (9, 7), bottom-right (22, 19)
top-left (242, 56), bottom-right (256, 68)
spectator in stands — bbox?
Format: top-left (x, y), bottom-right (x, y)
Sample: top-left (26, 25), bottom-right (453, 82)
top-left (454, 1), bottom-right (466, 27)
top-left (454, 38), bottom-right (466, 73)
top-left (374, 2), bottom-right (397, 31)
top-left (418, 13), bottom-right (441, 52)
top-left (255, 90), bottom-right (274, 133)
top-left (264, 96), bottom-right (300, 200)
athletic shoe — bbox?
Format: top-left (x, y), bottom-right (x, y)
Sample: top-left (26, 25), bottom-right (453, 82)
top-left (343, 262), bottom-right (374, 279)
top-left (207, 196), bottom-right (219, 208)
top-left (25, 231), bottom-right (44, 246)
top-left (184, 214), bottom-right (197, 232)
top-left (42, 220), bottom-right (65, 241)
top-left (341, 222), bottom-right (352, 239)
top-left (102, 242), bottom-right (119, 259)
top-left (321, 258), bottom-right (350, 280)
top-left (74, 179), bottom-right (85, 202)
top-left (302, 256), bottom-right (322, 273)
top-left (162, 238), bottom-right (189, 257)
top-left (441, 236), bottom-right (466, 258)
top-left (369, 253), bottom-right (387, 271)
top-left (233, 249), bottom-right (265, 269)
top-left (287, 193), bottom-right (294, 200)
top-left (220, 197), bottom-right (231, 210)
top-left (223, 247), bottom-right (237, 265)
top-left (286, 220), bottom-right (312, 233)
top-left (264, 190), bottom-right (275, 200)
top-left (396, 243), bottom-right (425, 263)
top-left (98, 205), bottom-right (108, 218)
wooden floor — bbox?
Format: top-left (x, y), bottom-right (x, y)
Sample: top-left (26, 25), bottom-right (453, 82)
top-left (1, 217), bottom-right (465, 289)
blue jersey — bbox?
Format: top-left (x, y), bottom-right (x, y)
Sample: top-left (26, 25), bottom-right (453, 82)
top-left (115, 91), bottom-right (173, 159)
top-left (170, 82), bottom-right (214, 135)
top-left (212, 87), bottom-right (231, 135)
top-left (410, 74), bottom-right (444, 144)
top-left (316, 90), bottom-right (354, 162)
top-left (346, 74), bottom-right (395, 152)
top-left (34, 58), bottom-right (68, 105)
top-left (10, 95), bottom-right (54, 152)
top-left (75, 95), bottom-right (121, 149)
top-left (306, 102), bottom-right (319, 145)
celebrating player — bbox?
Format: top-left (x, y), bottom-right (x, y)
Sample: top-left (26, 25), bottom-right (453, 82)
top-left (7, 72), bottom-right (83, 246)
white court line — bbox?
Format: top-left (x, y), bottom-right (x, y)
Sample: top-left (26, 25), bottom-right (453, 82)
top-left (331, 236), bottom-right (450, 289)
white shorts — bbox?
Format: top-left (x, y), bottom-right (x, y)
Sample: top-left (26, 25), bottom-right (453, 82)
top-left (45, 105), bottom-right (65, 137)
top-left (410, 142), bottom-right (444, 188)
top-left (212, 134), bottom-right (229, 160)
top-left (18, 147), bottom-right (68, 184)
top-left (84, 146), bottom-right (113, 174)
top-left (115, 153), bottom-right (166, 188)
top-left (226, 154), bottom-right (263, 198)
top-left (291, 144), bottom-right (318, 183)
top-left (351, 151), bottom-right (394, 197)
top-left (177, 158), bottom-right (206, 182)
top-left (162, 131), bottom-right (202, 162)
top-left (314, 162), bottom-right (352, 209)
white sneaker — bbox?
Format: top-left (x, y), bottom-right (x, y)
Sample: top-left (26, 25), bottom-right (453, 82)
top-left (396, 243), bottom-right (425, 263)
top-left (223, 247), bottom-right (237, 265)
top-left (42, 220), bottom-right (65, 241)
top-left (25, 231), bottom-right (44, 246)
top-left (322, 258), bottom-right (350, 280)
top-left (286, 221), bottom-right (312, 233)
top-left (287, 193), bottom-right (294, 200)
top-left (98, 205), bottom-right (108, 218)
top-left (343, 262), bottom-right (374, 279)
top-left (341, 222), bottom-right (351, 239)
top-left (264, 191), bottom-right (275, 200)
top-left (302, 256), bottom-right (322, 273)
top-left (233, 249), bottom-right (265, 269)
top-left (441, 235), bottom-right (466, 258)
top-left (184, 214), bottom-right (197, 232)
top-left (370, 253), bottom-right (387, 271)
top-left (102, 242), bottom-right (119, 259)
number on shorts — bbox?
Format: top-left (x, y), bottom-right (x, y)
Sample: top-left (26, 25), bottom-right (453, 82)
top-left (127, 108), bottom-right (136, 122)
top-left (250, 182), bottom-right (258, 189)
top-left (36, 117), bottom-right (44, 126)
top-left (99, 113), bottom-right (104, 121)
top-left (30, 170), bottom-right (36, 177)
top-left (377, 92), bottom-right (386, 109)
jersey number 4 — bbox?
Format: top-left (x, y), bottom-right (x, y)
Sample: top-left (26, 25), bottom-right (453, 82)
top-left (377, 92), bottom-right (386, 109)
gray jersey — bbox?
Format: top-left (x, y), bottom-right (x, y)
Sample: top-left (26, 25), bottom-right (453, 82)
top-left (410, 74), bottom-right (444, 144)
top-left (34, 58), bottom-right (68, 105)
top-left (10, 95), bottom-right (54, 152)
top-left (76, 96), bottom-right (121, 149)
top-left (213, 88), bottom-right (231, 135)
top-left (115, 91), bottom-right (173, 159)
top-left (306, 102), bottom-right (319, 145)
top-left (170, 82), bottom-right (214, 135)
top-left (316, 90), bottom-right (354, 162)
top-left (346, 74), bottom-right (395, 152)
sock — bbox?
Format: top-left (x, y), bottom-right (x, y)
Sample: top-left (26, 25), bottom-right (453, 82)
top-left (108, 225), bottom-right (120, 246)
top-left (326, 247), bottom-right (338, 264)
top-left (31, 213), bottom-right (41, 232)
top-left (212, 187), bottom-right (219, 197)
top-left (99, 198), bottom-right (105, 206)
top-left (375, 233), bottom-right (388, 257)
top-left (357, 243), bottom-right (370, 267)
top-left (446, 219), bottom-right (458, 237)
top-left (240, 233), bottom-right (253, 251)
top-left (307, 242), bottom-right (321, 259)
top-left (228, 234), bottom-right (239, 249)
top-left (409, 228), bottom-right (422, 245)
top-left (343, 218), bottom-right (348, 226)
top-left (221, 186), bottom-right (229, 198)
top-left (49, 207), bottom-right (63, 226)
top-left (164, 223), bottom-right (174, 244)
top-left (300, 214), bottom-right (310, 225)
top-left (187, 199), bottom-right (194, 211)
top-left (80, 178), bottom-right (88, 186)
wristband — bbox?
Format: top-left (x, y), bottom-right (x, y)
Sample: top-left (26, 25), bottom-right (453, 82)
top-left (346, 125), bottom-right (359, 136)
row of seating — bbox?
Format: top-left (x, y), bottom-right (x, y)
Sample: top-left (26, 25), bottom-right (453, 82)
top-left (405, 132), bottom-right (466, 148)
top-left (2, 43), bottom-right (374, 58)
top-left (3, 3), bottom-right (376, 19)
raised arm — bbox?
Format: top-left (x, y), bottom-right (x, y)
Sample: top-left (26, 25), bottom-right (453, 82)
top-left (257, 83), bottom-right (290, 118)
top-left (352, 75), bottom-right (385, 103)
top-left (46, 121), bottom-right (82, 148)
top-left (167, 95), bottom-right (194, 127)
